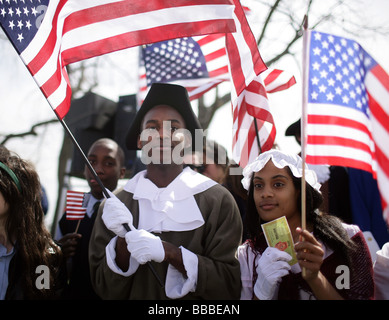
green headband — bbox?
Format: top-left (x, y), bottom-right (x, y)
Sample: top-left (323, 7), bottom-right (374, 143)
top-left (0, 161), bottom-right (22, 193)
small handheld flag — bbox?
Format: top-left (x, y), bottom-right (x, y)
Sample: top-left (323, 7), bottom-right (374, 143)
top-left (66, 190), bottom-right (87, 220)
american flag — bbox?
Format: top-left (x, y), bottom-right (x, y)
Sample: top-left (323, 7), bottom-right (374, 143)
top-left (139, 37), bottom-right (295, 102)
top-left (0, 0), bottom-right (236, 119)
top-left (138, 34), bottom-right (229, 103)
top-left (227, 0), bottom-right (295, 168)
top-left (305, 30), bottom-right (389, 225)
top-left (65, 190), bottom-right (86, 220)
top-left (138, 0), bottom-right (296, 169)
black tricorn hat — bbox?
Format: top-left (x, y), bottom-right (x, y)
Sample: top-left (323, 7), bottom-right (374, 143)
top-left (285, 118), bottom-right (301, 137)
top-left (125, 83), bottom-right (202, 150)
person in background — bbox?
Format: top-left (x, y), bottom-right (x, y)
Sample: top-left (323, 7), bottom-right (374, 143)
top-left (373, 242), bottom-right (389, 300)
top-left (89, 83), bottom-right (242, 299)
top-left (285, 118), bottom-right (352, 223)
top-left (238, 149), bottom-right (374, 300)
top-left (0, 146), bottom-right (65, 299)
top-left (40, 185), bottom-right (49, 215)
top-left (223, 161), bottom-right (248, 242)
top-left (56, 138), bottom-right (125, 299)
top-left (201, 139), bottom-right (229, 184)
top-left (182, 150), bottom-right (205, 174)
top-left (347, 168), bottom-right (389, 248)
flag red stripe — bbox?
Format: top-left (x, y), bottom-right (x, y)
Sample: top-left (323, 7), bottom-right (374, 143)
top-left (375, 145), bottom-right (389, 179)
top-left (246, 103), bottom-right (273, 123)
top-left (208, 66), bottom-right (229, 78)
top-left (27, 2), bottom-right (66, 74)
top-left (266, 77), bottom-right (296, 93)
top-left (371, 64), bottom-right (389, 91)
top-left (63, 0), bottom-right (236, 34)
top-left (62, 20), bottom-right (235, 65)
top-left (306, 155), bottom-right (373, 172)
top-left (66, 190), bottom-right (86, 220)
top-left (40, 58), bottom-right (63, 97)
top-left (263, 124), bottom-right (277, 151)
top-left (307, 135), bottom-right (373, 154)
top-left (204, 47), bottom-right (226, 63)
top-left (231, 2), bottom-right (264, 76)
top-left (226, 35), bottom-right (246, 97)
top-left (308, 114), bottom-right (372, 138)
top-left (187, 82), bottom-right (223, 100)
top-left (368, 93), bottom-right (389, 133)
top-left (235, 99), bottom-right (249, 137)
top-left (264, 69), bottom-right (283, 86)
top-left (196, 33), bottom-right (224, 46)
top-left (53, 85), bottom-right (72, 119)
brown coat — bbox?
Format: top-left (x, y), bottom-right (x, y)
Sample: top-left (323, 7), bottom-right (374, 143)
top-left (89, 183), bottom-right (243, 300)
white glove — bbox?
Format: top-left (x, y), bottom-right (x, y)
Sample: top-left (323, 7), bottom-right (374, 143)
top-left (102, 189), bottom-right (135, 237)
top-left (125, 229), bottom-right (165, 264)
top-left (254, 247), bottom-right (292, 300)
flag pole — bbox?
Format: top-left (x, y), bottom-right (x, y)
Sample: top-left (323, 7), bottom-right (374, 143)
top-left (54, 112), bottom-right (164, 287)
top-left (4, 47), bottom-right (164, 286)
top-left (74, 219), bottom-right (82, 234)
top-left (301, 15), bottom-right (309, 278)
top-left (253, 117), bottom-right (262, 154)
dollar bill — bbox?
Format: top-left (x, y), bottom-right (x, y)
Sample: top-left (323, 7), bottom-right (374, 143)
top-left (261, 216), bottom-right (298, 265)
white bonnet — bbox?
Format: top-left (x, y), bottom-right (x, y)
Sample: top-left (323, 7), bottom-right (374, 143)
top-left (241, 149), bottom-right (321, 191)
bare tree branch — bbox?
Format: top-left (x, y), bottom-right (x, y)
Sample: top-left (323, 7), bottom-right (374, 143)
top-left (0, 119), bottom-right (58, 145)
top-left (257, 0), bottom-right (283, 46)
top-left (197, 86), bottom-right (231, 129)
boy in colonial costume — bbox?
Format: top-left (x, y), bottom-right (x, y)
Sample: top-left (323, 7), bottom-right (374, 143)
top-left (89, 83), bottom-right (242, 299)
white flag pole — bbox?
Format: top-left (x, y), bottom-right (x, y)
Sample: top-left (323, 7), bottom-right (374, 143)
top-left (301, 15), bottom-right (309, 278)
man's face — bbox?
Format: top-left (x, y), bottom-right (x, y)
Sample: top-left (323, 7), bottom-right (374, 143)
top-left (84, 142), bottom-right (125, 199)
top-left (137, 104), bottom-right (190, 165)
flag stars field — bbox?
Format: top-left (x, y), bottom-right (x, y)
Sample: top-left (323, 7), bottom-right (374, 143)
top-left (309, 31), bottom-right (371, 112)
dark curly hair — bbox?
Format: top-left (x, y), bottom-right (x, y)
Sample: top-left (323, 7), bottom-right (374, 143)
top-left (0, 148), bottom-right (63, 299)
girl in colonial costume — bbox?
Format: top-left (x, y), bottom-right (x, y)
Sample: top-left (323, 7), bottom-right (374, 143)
top-left (0, 147), bottom-right (64, 299)
top-left (238, 149), bottom-right (374, 300)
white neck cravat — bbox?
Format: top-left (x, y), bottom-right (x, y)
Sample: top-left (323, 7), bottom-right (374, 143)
top-left (123, 167), bottom-right (217, 233)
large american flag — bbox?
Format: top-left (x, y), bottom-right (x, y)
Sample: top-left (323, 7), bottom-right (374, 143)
top-left (0, 0), bottom-right (236, 119)
top-left (305, 30), bottom-right (389, 225)
top-left (138, 1), bottom-right (296, 169)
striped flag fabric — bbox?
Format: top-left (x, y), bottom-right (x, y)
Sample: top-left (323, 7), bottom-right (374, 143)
top-left (262, 68), bottom-right (297, 94)
top-left (227, 0), bottom-right (271, 169)
top-left (66, 190), bottom-right (87, 220)
top-left (304, 30), bottom-right (389, 225)
top-left (138, 0), bottom-right (296, 169)
top-left (138, 33), bottom-right (229, 103)
top-left (231, 74), bottom-right (275, 168)
top-left (0, 0), bottom-right (236, 120)
top-left (138, 36), bottom-right (296, 102)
